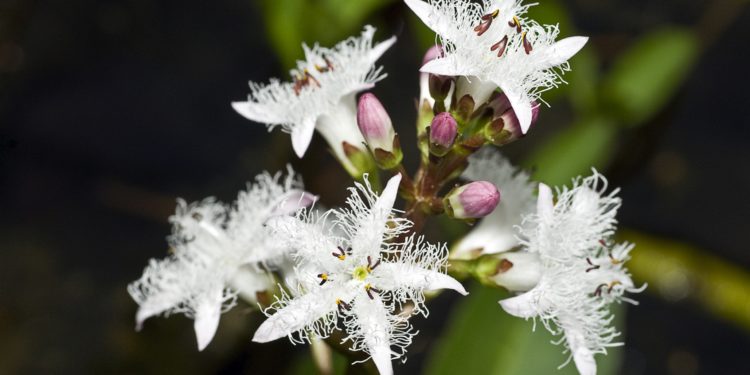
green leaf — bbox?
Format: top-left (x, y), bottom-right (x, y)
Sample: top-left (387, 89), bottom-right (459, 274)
top-left (259, 0), bottom-right (394, 70)
top-left (601, 28), bottom-right (699, 126)
top-left (425, 285), bottom-right (623, 375)
top-left (524, 116), bottom-right (618, 186)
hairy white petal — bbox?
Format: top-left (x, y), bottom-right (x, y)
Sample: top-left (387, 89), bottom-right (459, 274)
top-left (233, 26), bottom-right (395, 157)
top-left (352, 294), bottom-right (395, 375)
top-left (499, 288), bottom-right (542, 318)
top-left (194, 287), bottom-right (223, 351)
top-left (375, 263), bottom-right (467, 295)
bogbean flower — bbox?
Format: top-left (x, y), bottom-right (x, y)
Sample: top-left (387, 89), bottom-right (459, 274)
top-left (127, 169), bottom-right (315, 350)
top-left (255, 174), bottom-right (468, 375)
top-left (451, 148), bottom-right (536, 259)
top-left (404, 0), bottom-right (588, 133)
top-left (232, 26), bottom-right (396, 176)
top-left (498, 172), bottom-right (645, 375)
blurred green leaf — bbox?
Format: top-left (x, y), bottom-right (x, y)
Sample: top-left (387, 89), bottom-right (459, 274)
top-left (425, 285), bottom-right (622, 375)
top-left (524, 116), bottom-right (618, 186)
top-left (601, 28), bottom-right (699, 126)
top-left (620, 229), bottom-right (750, 333)
top-left (288, 346), bottom-right (348, 375)
top-left (259, 0), bottom-right (394, 70)
top-left (566, 48), bottom-right (600, 115)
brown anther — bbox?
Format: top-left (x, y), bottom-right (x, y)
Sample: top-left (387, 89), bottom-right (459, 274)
top-left (315, 57), bottom-right (335, 73)
top-left (365, 283), bottom-right (381, 300)
top-left (522, 31), bottom-right (533, 54)
top-left (367, 256), bottom-right (381, 272)
top-left (594, 283), bottom-right (607, 297)
top-left (332, 246), bottom-right (347, 261)
top-left (304, 69), bottom-right (320, 88)
top-left (191, 212), bottom-right (203, 221)
top-left (608, 252), bottom-right (622, 265)
top-left (490, 35), bottom-right (508, 57)
top-left (473, 9), bottom-right (499, 36)
top-left (508, 16), bottom-right (522, 33)
top-left (336, 298), bottom-right (351, 313)
top-left (318, 273), bottom-right (330, 286)
top-left (585, 258), bottom-right (600, 273)
top-left (607, 281), bottom-right (622, 293)
top-left (599, 239), bottom-right (607, 247)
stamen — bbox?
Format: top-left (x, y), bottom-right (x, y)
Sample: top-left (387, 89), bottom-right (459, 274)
top-left (331, 246), bottom-right (347, 261)
top-left (490, 35), bottom-right (508, 57)
top-left (364, 283), bottom-right (381, 300)
top-left (366, 256), bottom-right (381, 272)
top-left (522, 31), bottom-right (533, 54)
top-left (609, 252), bottom-right (622, 265)
top-left (607, 281), bottom-right (622, 293)
top-left (473, 9), bottom-right (499, 36)
top-left (191, 212), bottom-right (203, 221)
top-left (585, 258), bottom-right (600, 273)
top-left (304, 69), bottom-right (320, 87)
top-left (594, 283), bottom-right (607, 297)
top-left (508, 16), bottom-right (522, 33)
top-left (315, 57), bottom-right (335, 73)
top-left (336, 298), bottom-right (351, 313)
top-left (317, 273), bottom-right (330, 286)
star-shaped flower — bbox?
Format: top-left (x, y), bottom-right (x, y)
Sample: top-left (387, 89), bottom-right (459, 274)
top-left (497, 172), bottom-right (645, 375)
top-left (255, 174), bottom-right (467, 375)
top-left (232, 26), bottom-right (396, 175)
top-left (405, 0), bottom-right (587, 133)
top-left (127, 169), bottom-right (315, 350)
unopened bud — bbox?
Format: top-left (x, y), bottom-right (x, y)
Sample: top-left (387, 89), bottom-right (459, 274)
top-left (444, 181), bottom-right (500, 219)
top-left (484, 97), bottom-right (540, 146)
top-left (428, 112), bottom-right (457, 156)
top-left (357, 93), bottom-right (402, 169)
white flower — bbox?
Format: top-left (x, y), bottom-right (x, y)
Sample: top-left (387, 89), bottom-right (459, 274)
top-left (497, 172), bottom-right (645, 375)
top-left (254, 174), bottom-right (467, 375)
top-left (452, 148), bottom-right (535, 259)
top-left (404, 0), bottom-right (587, 133)
top-left (127, 169), bottom-right (315, 350)
top-left (232, 26), bottom-right (396, 172)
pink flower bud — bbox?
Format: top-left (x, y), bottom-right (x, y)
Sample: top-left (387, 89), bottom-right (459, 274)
top-left (485, 98), bottom-right (540, 146)
top-left (357, 93), bottom-right (396, 153)
top-left (429, 112), bottom-right (457, 156)
top-left (444, 181), bottom-right (500, 219)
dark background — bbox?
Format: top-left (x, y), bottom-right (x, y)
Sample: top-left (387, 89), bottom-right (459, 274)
top-left (0, 0), bottom-right (748, 373)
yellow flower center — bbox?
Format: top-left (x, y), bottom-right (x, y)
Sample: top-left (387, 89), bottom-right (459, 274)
top-left (352, 265), bottom-right (370, 281)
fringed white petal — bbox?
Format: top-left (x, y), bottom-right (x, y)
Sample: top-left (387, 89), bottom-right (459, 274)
top-left (499, 289), bottom-right (541, 319)
top-left (565, 325), bottom-right (598, 375)
top-left (193, 287), bottom-right (224, 351)
top-left (498, 81), bottom-right (533, 134)
top-left (353, 294), bottom-right (395, 375)
top-left (253, 287), bottom-right (341, 343)
top-left (375, 263), bottom-right (467, 295)
top-left (545, 36), bottom-right (589, 69)
top-left (291, 117), bottom-right (316, 157)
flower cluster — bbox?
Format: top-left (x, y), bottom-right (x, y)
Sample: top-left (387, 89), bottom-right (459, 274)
top-left (126, 1), bottom-right (644, 374)
top-left (406, 0), bottom-right (587, 132)
top-left (127, 168), bottom-right (315, 350)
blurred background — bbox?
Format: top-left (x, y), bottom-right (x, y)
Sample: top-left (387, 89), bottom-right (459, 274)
top-left (1, 0), bottom-right (748, 373)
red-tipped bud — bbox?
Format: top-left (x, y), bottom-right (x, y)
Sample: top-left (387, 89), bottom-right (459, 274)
top-left (444, 181), bottom-right (500, 219)
top-left (428, 112), bottom-right (457, 156)
top-left (484, 98), bottom-right (540, 146)
top-left (357, 93), bottom-right (402, 169)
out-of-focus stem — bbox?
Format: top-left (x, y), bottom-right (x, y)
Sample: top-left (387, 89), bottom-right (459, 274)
top-left (620, 229), bottom-right (750, 332)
